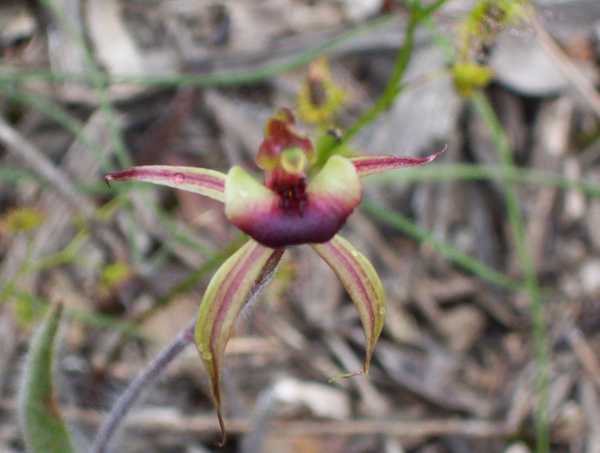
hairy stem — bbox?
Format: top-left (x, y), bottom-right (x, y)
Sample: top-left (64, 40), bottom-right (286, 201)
top-left (90, 320), bottom-right (196, 453)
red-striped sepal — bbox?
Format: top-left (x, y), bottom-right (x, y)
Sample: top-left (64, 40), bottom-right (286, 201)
top-left (312, 235), bottom-right (385, 375)
top-left (351, 145), bottom-right (446, 177)
top-left (105, 165), bottom-right (226, 202)
top-left (194, 240), bottom-right (284, 445)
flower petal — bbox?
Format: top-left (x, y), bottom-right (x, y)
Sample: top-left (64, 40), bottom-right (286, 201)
top-left (225, 156), bottom-right (361, 248)
top-left (224, 165), bottom-right (278, 221)
top-left (256, 108), bottom-right (314, 171)
top-left (195, 240), bottom-right (284, 445)
top-left (312, 235), bottom-right (385, 374)
top-left (105, 165), bottom-right (226, 202)
top-left (351, 145), bottom-right (446, 177)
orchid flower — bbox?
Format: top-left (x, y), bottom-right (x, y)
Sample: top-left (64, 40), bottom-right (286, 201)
top-left (106, 108), bottom-right (443, 443)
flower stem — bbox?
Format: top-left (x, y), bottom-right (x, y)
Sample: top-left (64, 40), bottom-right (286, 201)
top-left (90, 320), bottom-right (196, 453)
top-left (315, 0), bottom-right (449, 168)
top-left (472, 92), bottom-right (549, 453)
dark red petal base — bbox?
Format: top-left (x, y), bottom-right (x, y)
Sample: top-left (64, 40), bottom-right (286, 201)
top-left (231, 195), bottom-right (356, 248)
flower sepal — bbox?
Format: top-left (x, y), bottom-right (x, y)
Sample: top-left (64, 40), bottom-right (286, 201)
top-left (195, 240), bottom-right (284, 445)
top-left (313, 235), bottom-right (385, 375)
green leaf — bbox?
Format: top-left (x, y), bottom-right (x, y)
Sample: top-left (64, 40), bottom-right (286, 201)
top-left (452, 63), bottom-right (493, 97)
top-left (19, 304), bottom-right (74, 453)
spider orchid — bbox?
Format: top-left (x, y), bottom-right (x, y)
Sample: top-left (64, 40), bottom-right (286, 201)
top-left (106, 108), bottom-right (443, 443)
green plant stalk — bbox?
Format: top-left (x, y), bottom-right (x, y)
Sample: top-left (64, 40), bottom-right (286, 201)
top-left (0, 166), bottom-right (117, 196)
top-left (0, 15), bottom-right (395, 88)
top-left (362, 199), bottom-right (521, 289)
top-left (26, 229), bottom-right (87, 273)
top-left (339, 14), bottom-right (418, 146)
top-left (153, 200), bottom-right (213, 257)
top-left (365, 162), bottom-right (600, 197)
top-left (340, 0), bottom-right (447, 145)
top-left (8, 289), bottom-right (142, 337)
top-left (472, 92), bottom-right (549, 453)
top-left (314, 0), bottom-right (447, 168)
top-left (0, 167), bottom-right (41, 184)
top-left (18, 304), bottom-right (74, 453)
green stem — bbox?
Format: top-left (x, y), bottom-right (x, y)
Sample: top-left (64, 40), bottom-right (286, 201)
top-left (315, 0), bottom-right (448, 168)
top-left (365, 162), bottom-right (600, 197)
top-left (472, 92), bottom-right (549, 453)
top-left (362, 199), bottom-right (521, 290)
top-left (0, 15), bottom-right (395, 88)
top-left (340, 15), bottom-right (418, 146)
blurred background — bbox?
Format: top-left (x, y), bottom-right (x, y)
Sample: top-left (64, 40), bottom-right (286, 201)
top-left (2, 0), bottom-right (600, 452)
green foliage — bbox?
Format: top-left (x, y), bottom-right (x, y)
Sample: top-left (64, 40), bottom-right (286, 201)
top-left (460, 0), bottom-right (526, 51)
top-left (297, 57), bottom-right (346, 126)
top-left (452, 62), bottom-right (494, 97)
top-left (362, 199), bottom-right (521, 290)
top-left (313, 130), bottom-right (353, 171)
top-left (100, 261), bottom-right (131, 290)
top-left (2, 208), bottom-right (44, 234)
top-left (316, 0), bottom-right (449, 164)
top-left (452, 0), bottom-right (527, 96)
top-left (12, 290), bottom-right (45, 326)
top-left (472, 93), bottom-right (549, 453)
top-left (18, 304), bottom-right (75, 453)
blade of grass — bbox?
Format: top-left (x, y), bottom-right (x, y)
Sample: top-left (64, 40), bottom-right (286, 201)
top-left (0, 14), bottom-right (395, 88)
top-left (0, 167), bottom-right (41, 185)
top-left (0, 115), bottom-right (95, 216)
top-left (342, 0), bottom-right (446, 143)
top-left (18, 304), bottom-right (74, 453)
top-left (362, 198), bottom-right (521, 290)
top-left (316, 0), bottom-right (448, 167)
top-left (365, 162), bottom-right (600, 197)
top-left (472, 91), bottom-right (549, 453)
top-left (25, 229), bottom-right (87, 273)
top-left (153, 201), bottom-right (214, 258)
top-left (6, 288), bottom-right (143, 338)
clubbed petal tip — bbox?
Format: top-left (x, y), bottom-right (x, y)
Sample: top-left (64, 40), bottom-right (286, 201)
top-left (195, 240), bottom-right (284, 445)
top-left (351, 145), bottom-right (447, 177)
top-left (225, 155), bottom-right (362, 248)
top-left (105, 165), bottom-right (226, 202)
top-left (312, 235), bottom-right (385, 375)
top-left (256, 108), bottom-right (314, 171)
